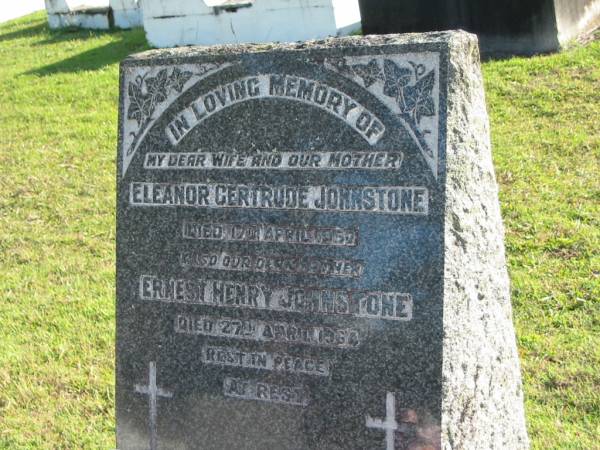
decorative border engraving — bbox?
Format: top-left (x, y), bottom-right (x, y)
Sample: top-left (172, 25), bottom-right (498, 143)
top-left (325, 53), bottom-right (441, 177)
top-left (122, 55), bottom-right (440, 177)
top-left (122, 62), bottom-right (230, 176)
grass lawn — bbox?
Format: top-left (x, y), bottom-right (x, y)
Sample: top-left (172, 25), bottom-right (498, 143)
top-left (0, 12), bottom-right (598, 450)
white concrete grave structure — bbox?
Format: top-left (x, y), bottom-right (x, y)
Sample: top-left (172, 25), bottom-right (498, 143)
top-left (111, 0), bottom-right (142, 29)
top-left (45, 0), bottom-right (110, 29)
top-left (45, 0), bottom-right (141, 29)
top-left (141, 0), bottom-right (362, 48)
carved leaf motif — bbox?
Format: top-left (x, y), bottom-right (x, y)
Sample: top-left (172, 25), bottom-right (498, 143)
top-left (169, 68), bottom-right (194, 93)
top-left (145, 68), bottom-right (169, 103)
top-left (383, 59), bottom-right (412, 98)
top-left (141, 95), bottom-right (154, 118)
top-left (403, 70), bottom-right (436, 122)
top-left (198, 62), bottom-right (219, 76)
top-left (351, 59), bottom-right (382, 88)
top-left (327, 57), bottom-right (351, 73)
top-left (127, 81), bottom-right (145, 125)
top-left (124, 63), bottom-right (227, 163)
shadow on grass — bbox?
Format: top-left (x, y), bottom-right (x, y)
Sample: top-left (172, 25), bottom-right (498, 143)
top-left (26, 27), bottom-right (149, 76)
top-left (1, 13), bottom-right (149, 75)
top-left (31, 24), bottom-right (141, 46)
top-left (0, 22), bottom-right (47, 42)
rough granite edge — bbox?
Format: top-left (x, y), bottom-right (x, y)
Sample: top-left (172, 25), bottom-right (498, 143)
top-left (441, 32), bottom-right (529, 449)
top-left (122, 31), bottom-right (468, 64)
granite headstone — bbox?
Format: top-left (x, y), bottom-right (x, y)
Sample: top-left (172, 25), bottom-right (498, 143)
top-left (116, 32), bottom-right (529, 449)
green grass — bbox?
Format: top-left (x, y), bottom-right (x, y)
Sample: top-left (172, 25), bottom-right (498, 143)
top-left (0, 12), bottom-right (598, 450)
top-left (0, 12), bottom-right (148, 449)
top-left (485, 40), bottom-right (600, 449)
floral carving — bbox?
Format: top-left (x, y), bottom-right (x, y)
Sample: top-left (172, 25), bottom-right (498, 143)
top-left (382, 59), bottom-right (412, 98)
top-left (351, 59), bottom-right (383, 88)
top-left (328, 57), bottom-right (437, 159)
top-left (126, 64), bottom-right (221, 156)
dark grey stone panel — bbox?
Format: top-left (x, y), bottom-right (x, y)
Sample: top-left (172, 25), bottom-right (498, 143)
top-left (359, 0), bottom-right (599, 54)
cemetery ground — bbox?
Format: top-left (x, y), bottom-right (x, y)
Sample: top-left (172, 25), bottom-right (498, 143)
top-left (0, 12), bottom-right (597, 450)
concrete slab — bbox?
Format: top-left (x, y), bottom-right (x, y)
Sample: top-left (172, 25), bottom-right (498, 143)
top-left (142, 0), bottom-right (361, 48)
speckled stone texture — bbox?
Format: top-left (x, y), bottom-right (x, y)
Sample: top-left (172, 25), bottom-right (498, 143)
top-left (116, 31), bottom-right (528, 450)
top-left (440, 33), bottom-right (529, 449)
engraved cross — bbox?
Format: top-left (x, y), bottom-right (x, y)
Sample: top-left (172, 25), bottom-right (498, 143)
top-left (366, 392), bottom-right (399, 450)
top-left (134, 361), bottom-right (173, 450)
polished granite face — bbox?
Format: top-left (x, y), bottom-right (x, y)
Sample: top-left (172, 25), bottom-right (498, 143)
top-left (116, 35), bottom-right (451, 450)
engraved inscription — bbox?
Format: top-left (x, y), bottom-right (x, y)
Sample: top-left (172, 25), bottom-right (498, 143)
top-left (130, 183), bottom-right (429, 215)
top-left (117, 45), bottom-right (449, 448)
top-left (140, 275), bottom-right (413, 322)
top-left (179, 251), bottom-right (364, 279)
top-left (182, 222), bottom-right (359, 247)
top-left (175, 314), bottom-right (361, 349)
top-left (202, 345), bottom-right (330, 377)
top-left (140, 276), bottom-right (266, 309)
top-left (166, 75), bottom-right (385, 146)
top-left (223, 377), bottom-right (309, 407)
top-left (356, 292), bottom-right (413, 320)
top-left (144, 151), bottom-right (403, 170)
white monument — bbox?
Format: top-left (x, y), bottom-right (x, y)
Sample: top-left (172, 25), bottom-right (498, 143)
top-left (45, 0), bottom-right (111, 29)
top-left (141, 0), bottom-right (362, 48)
top-left (111, 0), bottom-right (142, 29)
top-left (44, 0), bottom-right (141, 29)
